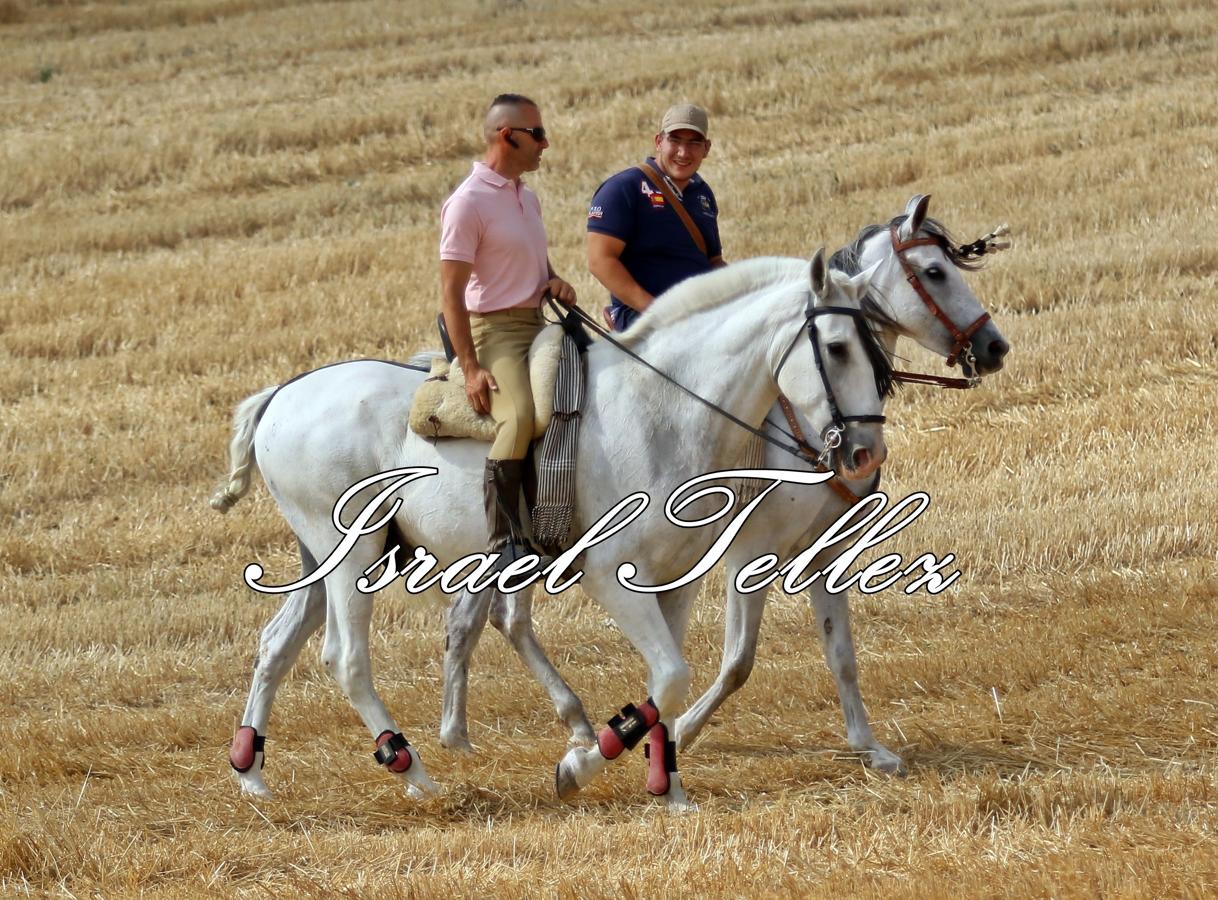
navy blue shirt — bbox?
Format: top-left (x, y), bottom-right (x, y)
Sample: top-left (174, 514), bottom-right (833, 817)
top-left (587, 158), bottom-right (721, 329)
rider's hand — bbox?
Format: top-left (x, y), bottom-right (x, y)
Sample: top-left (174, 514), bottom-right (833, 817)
top-left (464, 364), bottom-right (497, 416)
top-left (547, 276), bottom-right (577, 307)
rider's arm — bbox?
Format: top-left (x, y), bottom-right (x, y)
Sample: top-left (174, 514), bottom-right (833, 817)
top-left (440, 259), bottom-right (478, 372)
top-left (440, 259), bottom-right (498, 416)
top-left (587, 231), bottom-right (653, 313)
top-left (545, 258), bottom-right (577, 305)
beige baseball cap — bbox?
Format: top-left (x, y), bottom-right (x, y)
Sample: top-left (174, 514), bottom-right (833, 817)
top-left (660, 103), bottom-right (709, 138)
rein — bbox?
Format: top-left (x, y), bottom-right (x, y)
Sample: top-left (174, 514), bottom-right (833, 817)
top-left (892, 368), bottom-right (976, 390)
top-left (772, 395), bottom-right (865, 506)
top-left (546, 297), bottom-right (870, 470)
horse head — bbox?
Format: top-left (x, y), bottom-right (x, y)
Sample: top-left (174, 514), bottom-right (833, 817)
top-left (848, 194), bottom-right (1011, 378)
top-left (774, 248), bottom-right (890, 482)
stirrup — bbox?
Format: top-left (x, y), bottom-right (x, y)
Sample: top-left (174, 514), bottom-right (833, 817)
top-left (495, 539), bottom-right (553, 572)
top-left (601, 305), bottom-right (615, 330)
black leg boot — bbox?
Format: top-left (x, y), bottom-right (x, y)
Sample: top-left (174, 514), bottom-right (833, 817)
top-left (484, 458), bottom-right (531, 560)
top-left (484, 459), bottom-right (555, 568)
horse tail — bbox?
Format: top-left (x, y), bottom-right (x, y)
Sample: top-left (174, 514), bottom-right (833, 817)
top-left (210, 385), bottom-right (278, 514)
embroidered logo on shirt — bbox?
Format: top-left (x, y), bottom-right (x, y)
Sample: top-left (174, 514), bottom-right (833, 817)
top-left (699, 195), bottom-right (715, 217)
top-left (641, 180), bottom-right (665, 208)
top-left (588, 205), bottom-right (604, 220)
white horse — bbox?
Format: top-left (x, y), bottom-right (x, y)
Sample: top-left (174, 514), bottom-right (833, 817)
top-left (441, 195), bottom-right (1011, 778)
top-left (214, 247), bottom-right (890, 807)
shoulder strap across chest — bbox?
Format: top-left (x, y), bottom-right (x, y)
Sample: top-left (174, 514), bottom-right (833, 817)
top-left (637, 162), bottom-right (708, 258)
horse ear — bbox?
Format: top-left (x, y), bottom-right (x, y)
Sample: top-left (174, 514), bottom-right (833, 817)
top-left (842, 259), bottom-right (883, 303)
top-left (809, 247), bottom-right (828, 298)
top-left (897, 194), bottom-right (932, 242)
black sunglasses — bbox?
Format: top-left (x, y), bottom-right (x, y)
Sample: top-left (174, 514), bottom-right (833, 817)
top-left (508, 126), bottom-right (547, 142)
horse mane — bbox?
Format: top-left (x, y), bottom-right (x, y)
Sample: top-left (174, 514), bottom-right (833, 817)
top-left (829, 215), bottom-right (982, 276)
top-left (830, 214), bottom-right (980, 335)
top-left (618, 257), bottom-right (808, 346)
top-left (618, 255), bottom-right (895, 401)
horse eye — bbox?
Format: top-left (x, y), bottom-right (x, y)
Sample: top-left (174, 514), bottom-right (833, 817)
top-left (924, 265), bottom-right (945, 281)
top-left (826, 341), bottom-right (849, 361)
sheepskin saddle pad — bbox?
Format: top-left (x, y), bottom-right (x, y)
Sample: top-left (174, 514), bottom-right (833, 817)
top-left (409, 323), bottom-right (566, 441)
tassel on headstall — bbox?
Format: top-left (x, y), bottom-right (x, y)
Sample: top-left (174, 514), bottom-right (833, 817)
top-left (956, 224), bottom-right (1012, 261)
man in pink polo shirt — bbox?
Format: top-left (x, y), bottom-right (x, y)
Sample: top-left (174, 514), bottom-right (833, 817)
top-left (439, 93), bottom-right (577, 560)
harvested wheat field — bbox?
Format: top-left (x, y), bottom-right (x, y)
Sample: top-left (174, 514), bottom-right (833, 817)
top-left (2, 0), bottom-right (1218, 895)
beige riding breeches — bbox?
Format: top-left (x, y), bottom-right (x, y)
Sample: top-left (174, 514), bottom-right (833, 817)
top-left (469, 306), bottom-right (544, 460)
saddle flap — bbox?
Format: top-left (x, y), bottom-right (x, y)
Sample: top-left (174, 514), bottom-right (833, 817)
top-left (407, 324), bottom-right (567, 442)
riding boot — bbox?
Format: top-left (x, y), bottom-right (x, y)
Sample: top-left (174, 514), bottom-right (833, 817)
top-left (484, 458), bottom-right (544, 564)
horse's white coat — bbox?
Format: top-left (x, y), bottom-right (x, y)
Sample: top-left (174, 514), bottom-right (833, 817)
top-left (218, 248), bottom-right (888, 804)
top-left (444, 196), bottom-right (1012, 782)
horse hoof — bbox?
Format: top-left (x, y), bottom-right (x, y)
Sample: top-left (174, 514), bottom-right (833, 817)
top-left (234, 773), bottom-right (273, 799)
top-left (400, 772), bottom-right (442, 798)
top-left (405, 779), bottom-right (445, 800)
top-left (864, 747), bottom-right (907, 776)
top-left (662, 797), bottom-right (698, 813)
top-left (399, 752), bottom-right (443, 798)
top-left (555, 761), bottom-right (581, 800)
top-left (440, 733), bottom-right (475, 753)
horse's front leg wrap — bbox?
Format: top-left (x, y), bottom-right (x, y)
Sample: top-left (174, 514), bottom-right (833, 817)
top-left (374, 731), bottom-right (413, 773)
top-left (229, 725), bottom-right (265, 773)
top-left (643, 723), bottom-right (678, 796)
top-left (597, 698), bottom-right (660, 760)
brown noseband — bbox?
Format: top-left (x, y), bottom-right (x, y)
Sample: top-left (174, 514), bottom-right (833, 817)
top-left (889, 225), bottom-right (991, 369)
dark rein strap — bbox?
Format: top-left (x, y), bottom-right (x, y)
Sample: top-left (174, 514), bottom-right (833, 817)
top-left (547, 298), bottom-right (827, 464)
top-left (892, 368), bottom-right (975, 389)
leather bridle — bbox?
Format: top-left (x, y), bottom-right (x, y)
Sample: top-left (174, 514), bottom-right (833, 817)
top-left (888, 224), bottom-right (991, 376)
top-left (772, 393), bottom-right (865, 506)
top-left (773, 294), bottom-right (889, 467)
top-left (548, 293), bottom-right (888, 474)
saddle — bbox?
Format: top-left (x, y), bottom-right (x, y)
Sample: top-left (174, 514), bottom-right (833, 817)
top-left (409, 317), bottom-right (588, 553)
top-left (408, 324), bottom-right (567, 442)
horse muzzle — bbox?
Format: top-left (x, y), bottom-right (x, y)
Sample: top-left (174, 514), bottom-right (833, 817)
top-left (964, 323), bottom-right (1011, 376)
top-left (834, 426), bottom-right (887, 481)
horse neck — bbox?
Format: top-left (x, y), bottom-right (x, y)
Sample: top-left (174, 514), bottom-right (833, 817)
top-left (589, 286), bottom-right (798, 471)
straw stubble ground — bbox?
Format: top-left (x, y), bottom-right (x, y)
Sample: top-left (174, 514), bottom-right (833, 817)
top-left (2, 0), bottom-right (1217, 896)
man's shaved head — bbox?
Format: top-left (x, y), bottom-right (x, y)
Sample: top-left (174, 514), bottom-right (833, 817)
top-left (484, 93), bottom-right (538, 144)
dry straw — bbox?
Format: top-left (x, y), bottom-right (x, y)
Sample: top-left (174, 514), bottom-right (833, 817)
top-left (2, 0), bottom-right (1217, 896)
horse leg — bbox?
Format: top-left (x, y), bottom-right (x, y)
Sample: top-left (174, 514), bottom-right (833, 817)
top-left (489, 587), bottom-right (595, 747)
top-left (674, 576), bottom-right (767, 752)
top-left (230, 542), bottom-right (326, 798)
top-left (319, 538), bottom-right (440, 797)
top-left (810, 584), bottom-right (905, 774)
top-left (639, 585), bottom-right (699, 799)
top-left (657, 584), bottom-right (698, 649)
top-left (439, 585), bottom-right (495, 751)
top-left (554, 582), bottom-right (694, 810)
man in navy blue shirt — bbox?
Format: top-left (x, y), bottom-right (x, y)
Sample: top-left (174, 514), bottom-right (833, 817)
top-left (587, 104), bottom-right (725, 331)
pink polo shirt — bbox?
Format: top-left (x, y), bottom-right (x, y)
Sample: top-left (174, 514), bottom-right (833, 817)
top-left (439, 162), bottom-right (550, 313)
